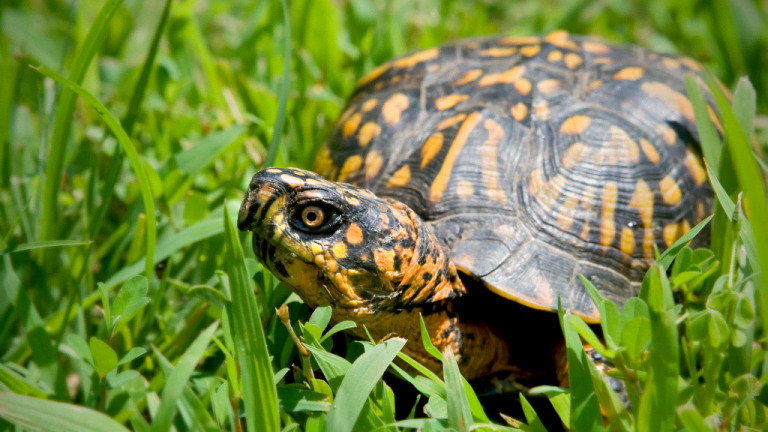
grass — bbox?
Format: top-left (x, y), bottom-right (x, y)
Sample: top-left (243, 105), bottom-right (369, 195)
top-left (1, 0), bottom-right (768, 431)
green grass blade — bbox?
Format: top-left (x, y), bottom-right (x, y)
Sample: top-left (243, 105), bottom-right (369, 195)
top-left (264, 0), bottom-right (292, 168)
top-left (0, 364), bottom-right (51, 398)
top-left (638, 264), bottom-right (678, 432)
top-left (35, 65), bottom-right (156, 280)
top-left (0, 240), bottom-right (92, 255)
top-left (0, 393), bottom-right (131, 432)
top-left (121, 0), bottom-right (172, 136)
top-left (443, 348), bottom-right (474, 432)
top-left (170, 125), bottom-right (248, 175)
top-left (223, 203), bottom-right (280, 432)
top-left (519, 394), bottom-right (548, 432)
top-left (39, 0), bottom-right (126, 247)
top-left (708, 76), bottom-right (768, 331)
top-left (655, 215), bottom-right (712, 270)
top-left (325, 338), bottom-right (406, 432)
top-left (149, 320), bottom-right (218, 432)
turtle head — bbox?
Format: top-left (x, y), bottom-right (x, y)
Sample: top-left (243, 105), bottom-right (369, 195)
top-left (237, 167), bottom-right (465, 311)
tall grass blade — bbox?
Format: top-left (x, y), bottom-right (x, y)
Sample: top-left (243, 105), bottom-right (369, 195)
top-left (0, 393), bottom-right (131, 432)
top-left (223, 204), bottom-right (280, 432)
top-left (264, 0), bottom-right (292, 168)
top-left (149, 320), bottom-right (218, 432)
top-left (0, 240), bottom-right (92, 255)
top-left (39, 0), bottom-right (125, 248)
top-left (34, 65), bottom-right (156, 280)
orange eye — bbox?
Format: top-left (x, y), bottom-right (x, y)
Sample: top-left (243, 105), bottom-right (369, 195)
top-left (301, 206), bottom-right (325, 228)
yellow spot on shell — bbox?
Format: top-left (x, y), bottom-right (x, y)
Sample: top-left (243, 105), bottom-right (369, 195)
top-left (544, 30), bottom-right (579, 51)
top-left (707, 105), bottom-right (723, 133)
top-left (642, 228), bottom-right (655, 259)
top-left (361, 98), bottom-right (378, 112)
top-left (437, 113), bottom-right (467, 130)
top-left (583, 41), bottom-right (610, 54)
top-left (620, 227), bottom-right (635, 256)
top-left (358, 122), bottom-right (381, 147)
top-left (387, 165), bottom-right (411, 188)
top-left (679, 57), bottom-right (702, 71)
top-left (435, 94), bottom-right (469, 110)
top-left (345, 195), bottom-right (360, 206)
top-left (456, 180), bottom-right (474, 198)
top-left (430, 112), bottom-right (482, 201)
top-left (500, 35), bottom-right (540, 45)
top-left (382, 93), bottom-right (410, 125)
top-left (600, 183), bottom-right (618, 247)
top-left (684, 150), bottom-right (707, 186)
top-left (609, 125), bottom-right (640, 163)
top-left (357, 63), bottom-right (391, 86)
top-left (479, 47), bottom-right (517, 57)
top-left (337, 155), bottom-right (362, 182)
top-left (660, 176), bottom-right (682, 205)
top-left (560, 115), bottom-right (592, 135)
top-left (529, 169), bottom-right (544, 196)
top-left (478, 66), bottom-right (526, 87)
top-left (342, 113), bottom-right (362, 138)
top-left (586, 80), bottom-right (602, 93)
top-left (557, 195), bottom-right (579, 230)
top-left (663, 222), bottom-right (681, 247)
top-left (581, 220), bottom-right (591, 241)
top-left (656, 124), bottom-right (677, 146)
top-left (613, 67), bottom-right (644, 81)
top-left (365, 151), bottom-right (384, 181)
top-left (393, 48), bottom-right (440, 68)
top-left (629, 179), bottom-right (654, 227)
top-left (640, 138), bottom-right (660, 164)
top-left (421, 133), bottom-right (444, 168)
top-left (520, 45), bottom-right (541, 57)
top-left (266, 168), bottom-right (283, 173)
top-left (593, 57), bottom-right (612, 65)
top-left (534, 100), bottom-right (550, 120)
top-left (514, 79), bottom-right (532, 95)
top-left (547, 50), bottom-right (563, 62)
top-left (511, 102), bottom-right (528, 121)
top-left (641, 82), bottom-right (694, 123)
top-left (481, 119), bottom-right (507, 202)
top-left (537, 79), bottom-right (562, 95)
top-left (564, 53), bottom-right (583, 69)
top-left (346, 223), bottom-right (364, 245)
top-left (454, 69), bottom-right (484, 86)
top-left (661, 57), bottom-right (680, 69)
top-left (562, 142), bottom-right (586, 169)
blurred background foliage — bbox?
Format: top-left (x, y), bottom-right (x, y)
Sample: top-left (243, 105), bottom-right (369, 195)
top-left (1, 0), bottom-right (767, 431)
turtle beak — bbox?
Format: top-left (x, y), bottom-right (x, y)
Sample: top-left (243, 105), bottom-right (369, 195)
top-left (237, 189), bottom-right (257, 231)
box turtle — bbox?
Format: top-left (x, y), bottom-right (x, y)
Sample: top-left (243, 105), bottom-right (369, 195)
top-left (238, 31), bottom-right (719, 386)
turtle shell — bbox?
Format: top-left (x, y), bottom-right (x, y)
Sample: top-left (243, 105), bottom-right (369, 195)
top-left (314, 31), bottom-right (719, 322)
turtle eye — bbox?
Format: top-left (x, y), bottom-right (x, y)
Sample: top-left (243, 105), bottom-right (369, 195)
top-left (290, 202), bottom-right (341, 234)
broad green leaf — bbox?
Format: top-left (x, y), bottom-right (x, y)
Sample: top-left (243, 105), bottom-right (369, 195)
top-left (224, 204), bottom-right (280, 432)
top-left (0, 393), bottom-right (131, 432)
top-left (308, 305), bottom-right (333, 332)
top-left (89, 337), bottom-right (118, 376)
top-left (320, 320), bottom-right (357, 342)
top-left (110, 275), bottom-right (151, 336)
top-left (325, 338), bottom-right (406, 432)
top-left (66, 334), bottom-right (94, 369)
top-left (567, 314), bottom-right (615, 358)
top-left (117, 347), bottom-right (147, 366)
top-left (170, 125), bottom-right (247, 176)
top-left (678, 407), bottom-right (715, 432)
top-left (277, 386), bottom-right (332, 412)
top-left (621, 317), bottom-right (651, 359)
top-left (443, 348), bottom-right (474, 432)
top-left (530, 386), bottom-right (570, 426)
top-left (108, 370), bottom-right (140, 388)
